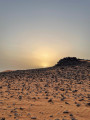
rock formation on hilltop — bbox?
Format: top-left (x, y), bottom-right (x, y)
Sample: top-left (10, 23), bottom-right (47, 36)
top-left (55, 57), bottom-right (85, 66)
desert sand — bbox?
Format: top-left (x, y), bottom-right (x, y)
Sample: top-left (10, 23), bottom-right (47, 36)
top-left (0, 57), bottom-right (90, 120)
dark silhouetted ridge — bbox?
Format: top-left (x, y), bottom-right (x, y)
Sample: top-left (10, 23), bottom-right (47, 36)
top-left (55, 57), bottom-right (86, 66)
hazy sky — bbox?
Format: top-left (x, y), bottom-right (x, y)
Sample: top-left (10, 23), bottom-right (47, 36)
top-left (0, 0), bottom-right (90, 71)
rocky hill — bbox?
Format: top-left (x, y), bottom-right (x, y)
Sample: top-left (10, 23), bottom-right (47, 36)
top-left (55, 57), bottom-right (89, 66)
top-left (0, 57), bottom-right (90, 120)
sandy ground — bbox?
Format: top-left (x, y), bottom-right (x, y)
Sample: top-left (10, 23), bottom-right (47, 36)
top-left (0, 63), bottom-right (90, 120)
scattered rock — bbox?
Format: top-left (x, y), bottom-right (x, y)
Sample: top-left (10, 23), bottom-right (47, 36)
top-left (76, 103), bottom-right (81, 107)
top-left (54, 119), bottom-right (60, 120)
top-left (18, 96), bottom-right (22, 100)
top-left (86, 102), bottom-right (90, 106)
top-left (48, 98), bottom-right (53, 102)
top-left (63, 110), bottom-right (69, 113)
top-left (31, 117), bottom-right (37, 119)
top-left (65, 102), bottom-right (69, 104)
top-left (72, 90), bottom-right (78, 93)
top-left (0, 118), bottom-right (5, 120)
top-left (20, 107), bottom-right (24, 110)
top-left (50, 115), bottom-right (53, 117)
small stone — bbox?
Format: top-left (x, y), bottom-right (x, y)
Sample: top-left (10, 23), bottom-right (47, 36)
top-left (32, 97), bottom-right (36, 100)
top-left (31, 117), bottom-right (36, 119)
top-left (72, 90), bottom-right (78, 93)
top-left (27, 113), bottom-right (31, 115)
top-left (76, 103), bottom-right (80, 107)
top-left (48, 98), bottom-right (53, 102)
top-left (71, 118), bottom-right (76, 120)
top-left (18, 96), bottom-right (22, 100)
top-left (45, 97), bottom-right (48, 99)
top-left (50, 115), bottom-right (53, 117)
top-left (20, 107), bottom-right (24, 110)
top-left (1, 118), bottom-right (5, 120)
top-left (55, 119), bottom-right (60, 120)
top-left (86, 102), bottom-right (90, 106)
top-left (63, 110), bottom-right (69, 113)
top-left (78, 98), bottom-right (84, 101)
top-left (70, 114), bottom-right (73, 116)
top-left (60, 88), bottom-right (64, 91)
top-left (65, 102), bottom-right (69, 104)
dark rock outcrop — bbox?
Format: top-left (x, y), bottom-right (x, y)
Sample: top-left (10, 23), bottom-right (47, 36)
top-left (55, 57), bottom-right (85, 66)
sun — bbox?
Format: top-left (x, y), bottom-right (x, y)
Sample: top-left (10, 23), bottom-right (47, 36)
top-left (41, 63), bottom-right (49, 68)
top-left (32, 47), bottom-right (57, 68)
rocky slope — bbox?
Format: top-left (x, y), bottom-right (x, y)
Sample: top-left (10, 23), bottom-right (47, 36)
top-left (0, 57), bottom-right (90, 120)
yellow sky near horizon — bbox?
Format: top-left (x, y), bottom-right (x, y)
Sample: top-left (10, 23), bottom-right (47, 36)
top-left (0, 0), bottom-right (90, 71)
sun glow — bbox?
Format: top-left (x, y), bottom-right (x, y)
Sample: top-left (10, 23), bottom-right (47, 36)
top-left (41, 62), bottom-right (49, 68)
top-left (32, 47), bottom-right (57, 68)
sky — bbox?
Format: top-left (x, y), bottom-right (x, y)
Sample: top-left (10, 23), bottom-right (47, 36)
top-left (0, 0), bottom-right (90, 71)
